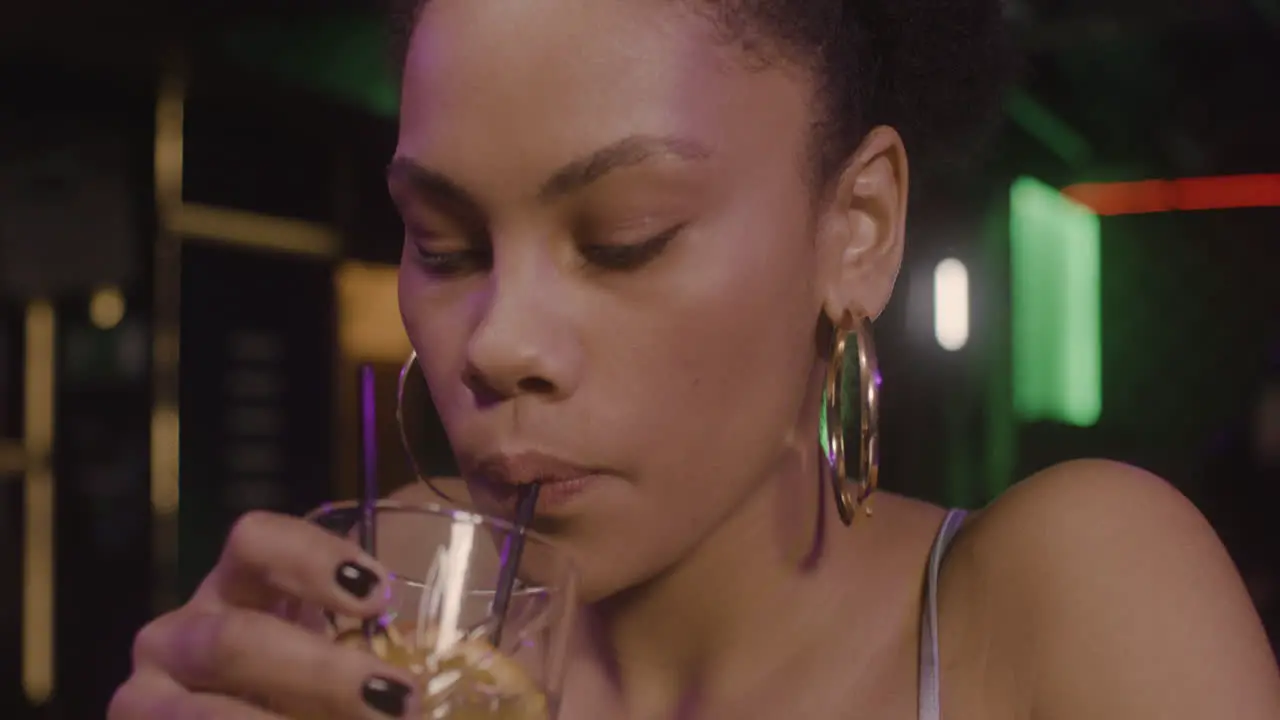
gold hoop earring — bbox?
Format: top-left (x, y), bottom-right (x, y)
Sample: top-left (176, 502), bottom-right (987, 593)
top-left (822, 310), bottom-right (881, 526)
top-left (397, 351), bottom-right (462, 503)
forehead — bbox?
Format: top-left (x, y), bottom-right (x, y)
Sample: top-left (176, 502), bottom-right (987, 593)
top-left (397, 0), bottom-right (812, 194)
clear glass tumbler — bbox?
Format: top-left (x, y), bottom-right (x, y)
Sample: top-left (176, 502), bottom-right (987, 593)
top-left (305, 500), bottom-right (576, 719)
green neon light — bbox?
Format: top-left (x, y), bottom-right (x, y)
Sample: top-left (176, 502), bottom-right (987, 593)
top-left (1009, 177), bottom-right (1102, 427)
top-left (221, 13), bottom-right (399, 119)
top-left (1005, 91), bottom-right (1094, 169)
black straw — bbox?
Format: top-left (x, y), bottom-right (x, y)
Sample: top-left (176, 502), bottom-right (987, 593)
top-left (358, 364), bottom-right (379, 641)
top-left (490, 482), bottom-right (540, 648)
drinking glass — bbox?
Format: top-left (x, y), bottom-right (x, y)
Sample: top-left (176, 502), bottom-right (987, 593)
top-left (304, 500), bottom-right (577, 719)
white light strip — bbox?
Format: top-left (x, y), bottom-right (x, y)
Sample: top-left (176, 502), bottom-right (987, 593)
top-left (933, 258), bottom-right (970, 352)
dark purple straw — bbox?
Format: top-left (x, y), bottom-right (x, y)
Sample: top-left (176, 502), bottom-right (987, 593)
top-left (358, 365), bottom-right (379, 641)
top-left (490, 482), bottom-right (540, 648)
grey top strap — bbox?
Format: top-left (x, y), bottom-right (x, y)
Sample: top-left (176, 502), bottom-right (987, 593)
top-left (918, 509), bottom-right (968, 720)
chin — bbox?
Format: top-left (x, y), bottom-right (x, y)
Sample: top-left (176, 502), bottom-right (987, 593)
top-left (574, 574), bottom-right (636, 605)
top-left (569, 543), bottom-right (686, 605)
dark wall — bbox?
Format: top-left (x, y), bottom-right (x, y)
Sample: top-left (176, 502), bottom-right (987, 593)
top-left (1016, 208), bottom-right (1280, 494)
top-left (178, 244), bottom-right (336, 598)
top-left (0, 61), bottom-right (158, 719)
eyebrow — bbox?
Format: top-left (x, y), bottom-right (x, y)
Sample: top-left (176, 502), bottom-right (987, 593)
top-left (536, 134), bottom-right (711, 201)
top-left (386, 134), bottom-right (711, 213)
top-left (386, 158), bottom-right (487, 228)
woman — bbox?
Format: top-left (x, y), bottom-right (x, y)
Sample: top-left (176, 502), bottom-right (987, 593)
top-left (110, 0), bottom-right (1280, 718)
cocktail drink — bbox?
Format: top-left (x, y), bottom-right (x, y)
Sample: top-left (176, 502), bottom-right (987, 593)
top-left (306, 501), bottom-right (576, 719)
top-left (334, 623), bottom-right (549, 719)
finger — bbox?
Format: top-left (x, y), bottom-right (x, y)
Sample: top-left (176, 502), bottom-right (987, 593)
top-left (109, 669), bottom-right (285, 720)
top-left (206, 510), bottom-right (389, 617)
top-left (156, 607), bottom-right (420, 719)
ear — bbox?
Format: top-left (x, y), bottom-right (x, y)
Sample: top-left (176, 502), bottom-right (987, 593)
top-left (814, 126), bottom-right (909, 323)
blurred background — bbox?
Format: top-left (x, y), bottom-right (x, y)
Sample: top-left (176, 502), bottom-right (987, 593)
top-left (1, 0), bottom-right (1277, 716)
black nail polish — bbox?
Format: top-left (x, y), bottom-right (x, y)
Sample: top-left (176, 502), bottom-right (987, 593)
top-left (362, 676), bottom-right (411, 717)
top-left (336, 562), bottom-right (379, 600)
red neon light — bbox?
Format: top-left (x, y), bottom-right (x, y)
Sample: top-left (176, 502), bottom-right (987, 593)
top-left (1062, 174), bottom-right (1280, 216)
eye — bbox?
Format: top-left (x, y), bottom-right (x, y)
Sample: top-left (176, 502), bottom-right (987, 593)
top-left (405, 229), bottom-right (491, 278)
top-left (410, 247), bottom-right (491, 277)
top-left (580, 224), bottom-right (684, 271)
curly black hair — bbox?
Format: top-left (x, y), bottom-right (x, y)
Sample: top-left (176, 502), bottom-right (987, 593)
top-left (387, 0), bottom-right (1012, 186)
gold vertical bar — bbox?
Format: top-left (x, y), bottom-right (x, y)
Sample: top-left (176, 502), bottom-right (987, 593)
top-left (22, 300), bottom-right (55, 704)
top-left (151, 57), bottom-right (185, 612)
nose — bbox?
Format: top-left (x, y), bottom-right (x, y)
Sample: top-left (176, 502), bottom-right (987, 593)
top-left (463, 255), bottom-right (582, 406)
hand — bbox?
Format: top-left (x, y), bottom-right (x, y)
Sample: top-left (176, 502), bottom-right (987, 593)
top-left (108, 511), bottom-right (421, 719)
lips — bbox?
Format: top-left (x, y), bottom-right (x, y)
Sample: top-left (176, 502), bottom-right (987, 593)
top-left (470, 451), bottom-right (598, 487)
top-left (468, 451), bottom-right (603, 514)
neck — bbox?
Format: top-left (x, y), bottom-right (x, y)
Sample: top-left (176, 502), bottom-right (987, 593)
top-left (576, 386), bottom-right (872, 717)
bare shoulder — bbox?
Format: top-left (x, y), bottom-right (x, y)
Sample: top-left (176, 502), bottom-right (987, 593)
top-left (946, 459), bottom-right (1280, 720)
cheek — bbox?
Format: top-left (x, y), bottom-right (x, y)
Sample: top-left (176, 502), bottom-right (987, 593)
top-left (637, 127), bottom-right (823, 468)
top-left (595, 208), bottom-right (821, 492)
top-left (398, 267), bottom-right (476, 422)
top-left (560, 214), bottom-right (818, 595)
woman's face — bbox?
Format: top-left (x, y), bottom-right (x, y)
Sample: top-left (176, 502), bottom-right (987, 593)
top-left (392, 0), bottom-right (902, 598)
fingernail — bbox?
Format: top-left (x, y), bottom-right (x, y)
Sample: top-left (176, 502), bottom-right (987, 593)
top-left (336, 561), bottom-right (380, 600)
top-left (362, 675), bottom-right (412, 717)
